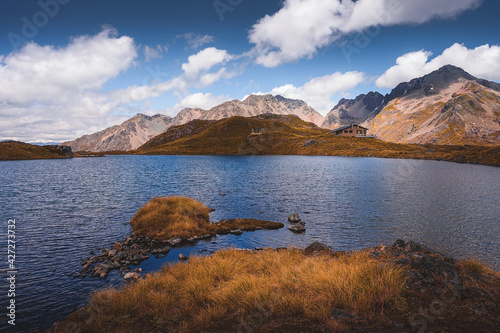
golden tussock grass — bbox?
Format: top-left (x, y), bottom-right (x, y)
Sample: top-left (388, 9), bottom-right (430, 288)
top-left (130, 197), bottom-right (284, 241)
top-left (130, 196), bottom-right (214, 240)
top-left (53, 249), bottom-right (406, 332)
top-left (457, 258), bottom-right (499, 277)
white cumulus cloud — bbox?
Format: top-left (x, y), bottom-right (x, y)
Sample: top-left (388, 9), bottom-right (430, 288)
top-left (254, 71), bottom-right (366, 114)
top-left (0, 28), bottom-right (137, 105)
top-left (182, 47), bottom-right (233, 78)
top-left (376, 43), bottom-right (500, 88)
top-left (249, 0), bottom-right (482, 67)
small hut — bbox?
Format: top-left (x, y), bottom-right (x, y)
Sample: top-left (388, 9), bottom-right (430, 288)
top-left (251, 128), bottom-right (266, 135)
top-left (331, 124), bottom-right (371, 137)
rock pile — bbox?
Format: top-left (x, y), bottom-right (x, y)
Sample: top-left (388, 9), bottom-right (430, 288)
top-left (287, 213), bottom-right (306, 232)
top-left (76, 235), bottom-right (172, 279)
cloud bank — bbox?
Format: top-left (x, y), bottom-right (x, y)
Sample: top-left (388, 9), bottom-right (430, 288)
top-left (0, 29), bottom-right (235, 142)
top-left (249, 0), bottom-right (482, 67)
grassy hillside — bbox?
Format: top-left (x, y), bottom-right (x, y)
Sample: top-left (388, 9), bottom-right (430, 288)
top-left (0, 141), bottom-right (74, 161)
top-left (137, 114), bottom-right (500, 167)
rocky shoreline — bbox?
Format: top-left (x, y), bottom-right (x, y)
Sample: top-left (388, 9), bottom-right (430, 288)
top-left (54, 239), bottom-right (500, 333)
top-left (75, 217), bottom-right (289, 281)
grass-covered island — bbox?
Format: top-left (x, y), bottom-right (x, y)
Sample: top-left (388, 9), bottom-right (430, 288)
top-left (130, 196), bottom-right (283, 240)
top-left (52, 197), bottom-right (500, 333)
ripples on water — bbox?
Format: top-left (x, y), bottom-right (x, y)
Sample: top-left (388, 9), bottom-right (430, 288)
top-left (0, 155), bottom-right (498, 331)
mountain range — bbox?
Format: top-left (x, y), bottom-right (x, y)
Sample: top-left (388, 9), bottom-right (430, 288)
top-left (136, 114), bottom-right (500, 167)
top-left (64, 94), bottom-right (323, 151)
top-left (64, 65), bottom-right (500, 151)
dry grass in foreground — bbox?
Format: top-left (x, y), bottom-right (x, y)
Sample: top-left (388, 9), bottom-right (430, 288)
top-left (458, 257), bottom-right (500, 277)
top-left (52, 249), bottom-right (405, 333)
top-left (130, 196), bottom-right (284, 241)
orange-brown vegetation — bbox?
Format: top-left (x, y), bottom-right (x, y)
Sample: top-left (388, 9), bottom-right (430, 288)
top-left (51, 238), bottom-right (500, 333)
top-left (0, 141), bottom-right (73, 161)
top-left (458, 258), bottom-right (499, 277)
top-left (130, 196), bottom-right (283, 241)
top-left (136, 114), bottom-right (500, 167)
top-left (130, 196), bottom-right (214, 240)
top-left (51, 249), bottom-right (406, 333)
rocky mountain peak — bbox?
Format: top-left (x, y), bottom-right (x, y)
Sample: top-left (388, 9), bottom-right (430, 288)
top-left (322, 91), bottom-right (385, 129)
top-left (242, 94), bottom-right (308, 109)
top-left (365, 65), bottom-right (500, 145)
top-left (385, 64), bottom-right (500, 102)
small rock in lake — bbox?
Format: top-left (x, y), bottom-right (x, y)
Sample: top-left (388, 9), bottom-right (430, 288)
top-left (288, 221), bottom-right (306, 233)
top-left (260, 211), bottom-right (264, 214)
top-left (219, 193), bottom-right (226, 196)
top-left (178, 254), bottom-right (188, 261)
top-left (229, 229), bottom-right (243, 235)
top-left (288, 213), bottom-right (301, 223)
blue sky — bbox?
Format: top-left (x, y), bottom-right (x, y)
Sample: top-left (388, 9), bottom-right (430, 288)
top-left (0, 0), bottom-right (499, 142)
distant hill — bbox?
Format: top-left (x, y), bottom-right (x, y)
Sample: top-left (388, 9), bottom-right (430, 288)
top-left (363, 65), bottom-right (500, 145)
top-left (0, 141), bottom-right (74, 161)
top-left (64, 95), bottom-right (324, 152)
top-left (137, 114), bottom-right (500, 166)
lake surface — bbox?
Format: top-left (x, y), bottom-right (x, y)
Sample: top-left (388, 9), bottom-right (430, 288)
top-left (0, 155), bottom-right (499, 332)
